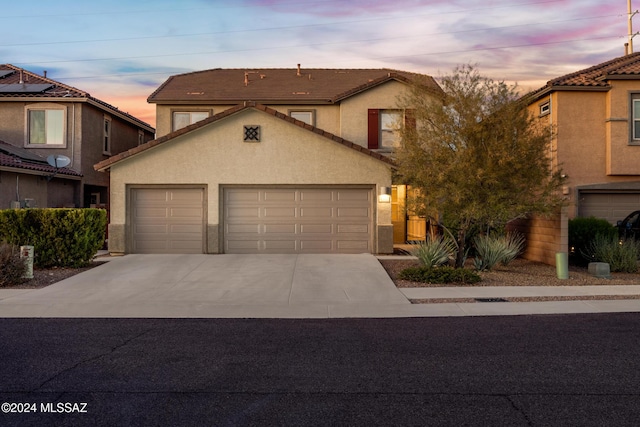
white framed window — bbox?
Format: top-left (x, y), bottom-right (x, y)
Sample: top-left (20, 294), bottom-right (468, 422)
top-left (380, 109), bottom-right (402, 148)
top-left (138, 130), bottom-right (145, 146)
top-left (632, 95), bottom-right (640, 142)
top-left (172, 111), bottom-right (210, 131)
top-left (539, 101), bottom-right (550, 116)
top-left (103, 116), bottom-right (112, 154)
top-left (25, 105), bottom-right (66, 146)
top-left (289, 110), bottom-right (314, 125)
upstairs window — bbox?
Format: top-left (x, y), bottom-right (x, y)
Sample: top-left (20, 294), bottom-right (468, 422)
top-left (103, 116), bottom-right (112, 154)
top-left (27, 108), bottom-right (65, 146)
top-left (633, 96), bottom-right (640, 142)
top-left (289, 110), bottom-right (314, 126)
top-left (368, 109), bottom-right (412, 149)
top-left (173, 111), bottom-right (209, 131)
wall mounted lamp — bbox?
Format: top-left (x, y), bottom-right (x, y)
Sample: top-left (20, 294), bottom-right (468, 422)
top-left (378, 186), bottom-right (392, 203)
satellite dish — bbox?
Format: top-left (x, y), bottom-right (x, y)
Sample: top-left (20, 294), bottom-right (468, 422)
top-left (47, 154), bottom-right (71, 168)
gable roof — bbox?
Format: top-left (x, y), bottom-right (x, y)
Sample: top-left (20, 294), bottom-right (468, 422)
top-left (95, 102), bottom-right (395, 171)
top-left (148, 67), bottom-right (442, 105)
top-left (0, 140), bottom-right (82, 178)
top-left (527, 52), bottom-right (640, 101)
top-left (0, 64), bottom-right (154, 132)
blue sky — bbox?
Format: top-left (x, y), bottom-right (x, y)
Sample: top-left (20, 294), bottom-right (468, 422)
top-left (0, 0), bottom-right (628, 126)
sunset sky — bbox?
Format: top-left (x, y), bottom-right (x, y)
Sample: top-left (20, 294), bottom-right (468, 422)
top-left (0, 0), bottom-right (629, 128)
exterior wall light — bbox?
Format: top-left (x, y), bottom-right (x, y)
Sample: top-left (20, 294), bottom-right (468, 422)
top-left (378, 186), bottom-right (392, 203)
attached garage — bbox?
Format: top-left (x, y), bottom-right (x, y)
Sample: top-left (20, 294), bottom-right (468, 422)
top-left (223, 186), bottom-right (373, 253)
top-left (130, 187), bottom-right (205, 253)
top-left (97, 104), bottom-right (395, 255)
top-left (578, 183), bottom-right (640, 225)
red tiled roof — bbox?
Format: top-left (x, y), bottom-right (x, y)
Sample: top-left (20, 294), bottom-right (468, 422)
top-left (0, 140), bottom-right (82, 178)
top-left (148, 67), bottom-right (442, 104)
top-left (95, 102), bottom-right (395, 171)
top-left (0, 64), bottom-right (154, 131)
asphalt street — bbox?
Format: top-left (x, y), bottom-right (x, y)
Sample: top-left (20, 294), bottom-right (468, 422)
top-left (1, 314), bottom-right (640, 426)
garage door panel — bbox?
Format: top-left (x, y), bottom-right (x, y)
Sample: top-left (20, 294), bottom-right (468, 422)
top-left (224, 187), bottom-right (373, 254)
top-left (299, 240), bottom-right (333, 250)
top-left (264, 190), bottom-right (297, 202)
top-left (227, 224), bottom-right (261, 234)
top-left (300, 224), bottom-right (333, 234)
top-left (300, 207), bottom-right (333, 217)
top-left (337, 190), bottom-right (370, 202)
top-left (300, 190), bottom-right (333, 202)
top-left (337, 207), bottom-right (370, 217)
top-left (263, 207), bottom-right (297, 218)
top-left (337, 224), bottom-right (369, 234)
top-left (263, 240), bottom-right (297, 250)
top-left (226, 189), bottom-right (261, 202)
top-left (337, 240), bottom-right (369, 250)
top-left (580, 193), bottom-right (640, 224)
top-left (227, 207), bottom-right (261, 218)
top-left (131, 188), bottom-right (204, 254)
top-left (264, 224), bottom-right (297, 233)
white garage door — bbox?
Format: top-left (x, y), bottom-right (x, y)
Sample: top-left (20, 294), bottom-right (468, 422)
top-left (579, 193), bottom-right (640, 225)
top-left (224, 187), bottom-right (373, 253)
top-left (131, 188), bottom-right (205, 253)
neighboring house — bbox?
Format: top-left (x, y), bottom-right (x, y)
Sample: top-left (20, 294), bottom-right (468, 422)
top-left (0, 64), bottom-right (155, 210)
top-left (95, 66), bottom-right (442, 254)
top-left (515, 53), bottom-right (640, 264)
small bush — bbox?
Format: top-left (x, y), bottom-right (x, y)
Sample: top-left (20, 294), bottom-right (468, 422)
top-left (411, 234), bottom-right (455, 268)
top-left (0, 243), bottom-right (27, 287)
top-left (399, 266), bottom-right (481, 284)
top-left (569, 217), bottom-right (617, 265)
top-left (473, 232), bottom-right (525, 271)
top-left (582, 234), bottom-right (640, 273)
top-left (0, 208), bottom-right (107, 268)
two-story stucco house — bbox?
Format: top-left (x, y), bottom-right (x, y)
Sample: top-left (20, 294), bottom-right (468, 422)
top-left (514, 53), bottom-right (640, 264)
top-left (95, 66), bottom-right (442, 255)
top-left (0, 64), bottom-right (155, 210)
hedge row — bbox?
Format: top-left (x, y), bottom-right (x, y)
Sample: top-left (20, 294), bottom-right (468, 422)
top-left (0, 208), bottom-right (107, 268)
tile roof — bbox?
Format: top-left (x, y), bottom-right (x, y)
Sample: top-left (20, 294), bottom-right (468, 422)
top-left (95, 102), bottom-right (395, 171)
top-left (0, 140), bottom-right (82, 178)
top-left (527, 52), bottom-right (640, 101)
top-left (148, 67), bottom-right (442, 104)
top-left (0, 64), bottom-right (154, 131)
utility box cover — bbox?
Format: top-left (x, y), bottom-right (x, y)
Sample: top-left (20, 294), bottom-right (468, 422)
top-left (588, 262), bottom-right (611, 279)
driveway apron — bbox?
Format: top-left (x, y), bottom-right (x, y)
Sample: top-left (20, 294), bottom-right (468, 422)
top-left (0, 254), bottom-right (410, 318)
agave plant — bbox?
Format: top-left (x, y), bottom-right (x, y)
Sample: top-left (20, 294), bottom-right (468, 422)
top-left (473, 232), bottom-right (525, 271)
top-left (411, 234), bottom-right (456, 269)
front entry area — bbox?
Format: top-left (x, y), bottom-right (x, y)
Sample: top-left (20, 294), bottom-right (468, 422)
top-left (223, 186), bottom-right (373, 254)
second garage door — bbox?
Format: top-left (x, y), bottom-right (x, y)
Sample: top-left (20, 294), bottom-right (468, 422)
top-left (223, 187), bottom-right (373, 253)
top-left (579, 192), bottom-right (640, 225)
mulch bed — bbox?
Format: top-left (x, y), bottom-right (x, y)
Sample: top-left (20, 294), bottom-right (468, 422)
top-left (0, 261), bottom-right (105, 289)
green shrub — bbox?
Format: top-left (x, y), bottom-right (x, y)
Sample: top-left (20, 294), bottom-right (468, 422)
top-left (582, 234), bottom-right (640, 273)
top-left (399, 266), bottom-right (481, 284)
top-left (0, 208), bottom-right (107, 268)
top-left (411, 234), bottom-right (455, 268)
top-left (473, 232), bottom-right (525, 271)
top-left (569, 217), bottom-right (617, 265)
top-left (0, 242), bottom-right (27, 287)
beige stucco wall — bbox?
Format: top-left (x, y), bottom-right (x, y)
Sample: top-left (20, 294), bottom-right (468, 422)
top-left (108, 107), bottom-right (393, 254)
top-left (155, 104), bottom-right (341, 139)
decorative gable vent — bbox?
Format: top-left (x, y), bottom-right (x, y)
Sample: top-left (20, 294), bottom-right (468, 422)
top-left (244, 125), bottom-right (260, 142)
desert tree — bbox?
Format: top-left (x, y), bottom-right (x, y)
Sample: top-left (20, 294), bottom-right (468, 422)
top-left (396, 64), bottom-right (565, 268)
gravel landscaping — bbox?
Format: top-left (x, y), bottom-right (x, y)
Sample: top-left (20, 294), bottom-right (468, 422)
top-left (379, 257), bottom-right (640, 287)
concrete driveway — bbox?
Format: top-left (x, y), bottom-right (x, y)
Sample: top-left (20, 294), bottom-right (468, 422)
top-left (0, 254), bottom-right (410, 318)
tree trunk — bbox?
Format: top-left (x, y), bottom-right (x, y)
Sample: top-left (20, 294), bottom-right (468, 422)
top-left (455, 229), bottom-right (466, 268)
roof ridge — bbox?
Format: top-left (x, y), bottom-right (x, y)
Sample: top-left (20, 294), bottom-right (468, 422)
top-left (549, 52), bottom-right (640, 86)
